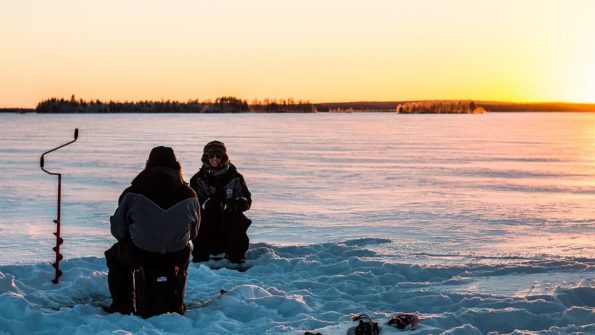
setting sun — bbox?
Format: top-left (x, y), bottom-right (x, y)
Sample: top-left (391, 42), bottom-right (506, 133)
top-left (559, 52), bottom-right (595, 103)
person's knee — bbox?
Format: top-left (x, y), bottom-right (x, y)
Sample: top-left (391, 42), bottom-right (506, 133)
top-left (105, 241), bottom-right (134, 270)
top-left (105, 244), bottom-right (120, 268)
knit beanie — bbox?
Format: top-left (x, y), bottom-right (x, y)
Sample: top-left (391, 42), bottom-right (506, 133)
top-left (146, 146), bottom-right (181, 170)
top-left (201, 141), bottom-right (229, 165)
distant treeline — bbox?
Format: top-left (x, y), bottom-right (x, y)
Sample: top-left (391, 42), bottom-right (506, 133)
top-left (316, 101), bottom-right (595, 112)
top-left (3, 98), bottom-right (595, 114)
top-left (250, 98), bottom-right (317, 113)
top-left (35, 96), bottom-right (316, 113)
top-left (0, 108), bottom-right (33, 113)
top-left (475, 101), bottom-right (595, 112)
top-left (315, 101), bottom-right (399, 112)
top-left (397, 100), bottom-right (485, 114)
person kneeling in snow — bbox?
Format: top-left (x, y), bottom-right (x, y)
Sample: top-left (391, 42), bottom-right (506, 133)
top-left (104, 146), bottom-right (200, 315)
top-left (190, 141), bottom-right (252, 263)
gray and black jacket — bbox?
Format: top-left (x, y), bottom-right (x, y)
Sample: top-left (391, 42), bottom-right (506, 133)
top-left (110, 167), bottom-right (200, 254)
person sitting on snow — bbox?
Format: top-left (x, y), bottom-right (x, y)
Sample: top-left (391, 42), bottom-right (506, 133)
top-left (104, 146), bottom-right (200, 315)
top-left (189, 141), bottom-right (252, 264)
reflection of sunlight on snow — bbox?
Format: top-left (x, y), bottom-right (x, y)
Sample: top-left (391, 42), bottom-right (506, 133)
top-left (25, 224), bottom-right (41, 237)
top-left (492, 229), bottom-right (595, 259)
top-left (566, 115), bottom-right (595, 168)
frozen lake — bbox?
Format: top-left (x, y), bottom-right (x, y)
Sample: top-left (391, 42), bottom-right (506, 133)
top-left (0, 112), bottom-right (594, 334)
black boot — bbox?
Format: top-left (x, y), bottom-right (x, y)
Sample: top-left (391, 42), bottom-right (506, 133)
top-left (105, 241), bottom-right (135, 314)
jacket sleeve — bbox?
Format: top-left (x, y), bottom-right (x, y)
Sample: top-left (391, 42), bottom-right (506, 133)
top-left (110, 191), bottom-right (131, 241)
top-left (238, 174), bottom-right (252, 210)
top-left (190, 174), bottom-right (211, 204)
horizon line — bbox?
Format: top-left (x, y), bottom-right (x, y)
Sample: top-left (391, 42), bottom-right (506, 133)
top-left (3, 98), bottom-right (595, 110)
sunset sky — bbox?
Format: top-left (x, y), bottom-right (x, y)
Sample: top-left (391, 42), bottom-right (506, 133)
top-left (1, 0), bottom-right (594, 108)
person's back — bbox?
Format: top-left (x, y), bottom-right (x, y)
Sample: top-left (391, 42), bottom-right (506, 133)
top-left (105, 146), bottom-right (200, 316)
top-left (111, 165), bottom-right (199, 254)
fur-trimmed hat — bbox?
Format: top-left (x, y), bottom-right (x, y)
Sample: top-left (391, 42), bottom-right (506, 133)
top-left (201, 140), bottom-right (229, 165)
top-left (146, 146), bottom-right (181, 170)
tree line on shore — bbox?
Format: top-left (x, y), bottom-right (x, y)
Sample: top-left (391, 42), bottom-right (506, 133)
top-left (2, 97), bottom-right (594, 113)
top-left (34, 96), bottom-right (316, 114)
top-left (319, 100), bottom-right (595, 113)
top-left (396, 100), bottom-right (485, 114)
top-left (476, 101), bottom-right (595, 112)
top-left (28, 97), bottom-right (494, 114)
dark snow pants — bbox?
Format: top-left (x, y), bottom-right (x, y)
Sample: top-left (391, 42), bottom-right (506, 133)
top-left (105, 239), bottom-right (135, 310)
top-left (192, 212), bottom-right (251, 262)
top-left (105, 239), bottom-right (191, 313)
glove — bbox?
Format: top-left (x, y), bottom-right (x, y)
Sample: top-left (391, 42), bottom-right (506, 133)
top-left (222, 201), bottom-right (238, 214)
top-left (236, 197), bottom-right (250, 212)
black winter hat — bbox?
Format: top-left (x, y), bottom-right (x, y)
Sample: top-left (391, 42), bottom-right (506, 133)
top-left (201, 141), bottom-right (229, 165)
top-left (146, 146), bottom-right (181, 170)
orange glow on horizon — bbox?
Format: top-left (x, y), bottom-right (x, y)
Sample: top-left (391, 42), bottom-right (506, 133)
top-left (1, 0), bottom-right (595, 108)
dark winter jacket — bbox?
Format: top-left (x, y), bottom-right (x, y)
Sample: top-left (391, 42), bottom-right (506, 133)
top-left (189, 163), bottom-right (251, 260)
top-left (110, 167), bottom-right (200, 254)
top-left (189, 163), bottom-right (251, 214)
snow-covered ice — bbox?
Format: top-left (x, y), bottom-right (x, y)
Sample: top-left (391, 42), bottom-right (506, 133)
top-left (0, 113), bottom-right (594, 334)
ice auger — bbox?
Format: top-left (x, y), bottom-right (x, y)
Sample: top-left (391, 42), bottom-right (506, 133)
top-left (40, 128), bottom-right (79, 284)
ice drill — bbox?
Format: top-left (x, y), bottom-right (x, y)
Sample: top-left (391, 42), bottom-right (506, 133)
top-left (40, 129), bottom-right (79, 284)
